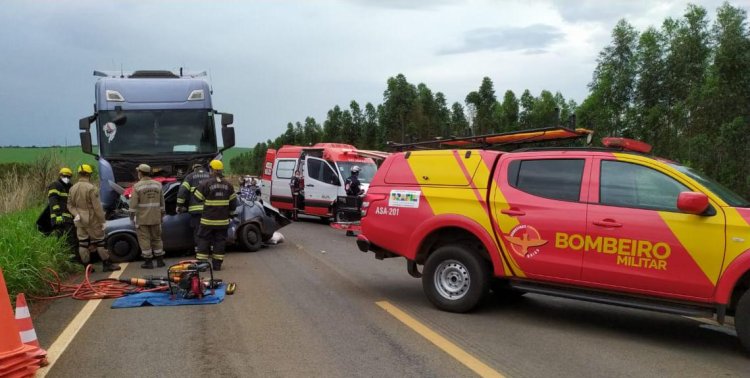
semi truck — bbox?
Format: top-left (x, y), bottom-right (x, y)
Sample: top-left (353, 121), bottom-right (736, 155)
top-left (78, 69), bottom-right (235, 215)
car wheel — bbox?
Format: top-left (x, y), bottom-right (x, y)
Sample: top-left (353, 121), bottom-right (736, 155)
top-left (736, 289), bottom-right (750, 354)
top-left (422, 244), bottom-right (490, 313)
top-left (239, 223), bottom-right (262, 252)
top-left (106, 233), bottom-right (140, 262)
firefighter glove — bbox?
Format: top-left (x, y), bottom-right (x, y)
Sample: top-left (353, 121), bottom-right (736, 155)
top-left (54, 216), bottom-right (64, 225)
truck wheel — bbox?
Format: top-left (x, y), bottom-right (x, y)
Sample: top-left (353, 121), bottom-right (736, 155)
top-left (239, 224), bottom-right (262, 252)
top-left (737, 289), bottom-right (750, 354)
top-left (422, 244), bottom-right (490, 313)
top-left (106, 233), bottom-right (140, 262)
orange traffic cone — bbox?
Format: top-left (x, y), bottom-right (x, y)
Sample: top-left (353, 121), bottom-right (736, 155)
top-left (15, 293), bottom-right (49, 367)
top-left (0, 268), bottom-right (40, 377)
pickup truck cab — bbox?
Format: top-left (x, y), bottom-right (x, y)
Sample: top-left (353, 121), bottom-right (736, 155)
top-left (358, 135), bottom-right (750, 352)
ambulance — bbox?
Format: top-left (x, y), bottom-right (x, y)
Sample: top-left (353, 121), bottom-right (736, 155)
top-left (260, 143), bottom-right (379, 219)
top-left (357, 127), bottom-right (750, 352)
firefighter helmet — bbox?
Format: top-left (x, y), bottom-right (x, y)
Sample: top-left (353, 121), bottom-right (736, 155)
top-left (77, 164), bottom-right (94, 174)
top-left (209, 160), bottom-right (224, 171)
top-left (59, 167), bottom-right (73, 176)
top-left (351, 165), bottom-right (361, 174)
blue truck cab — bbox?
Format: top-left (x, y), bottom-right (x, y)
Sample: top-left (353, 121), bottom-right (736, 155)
top-left (78, 69), bottom-right (235, 214)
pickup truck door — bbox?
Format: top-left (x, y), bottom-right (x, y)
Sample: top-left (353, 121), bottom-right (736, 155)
top-left (304, 157), bottom-right (340, 216)
top-left (493, 155), bottom-right (591, 281)
top-left (582, 157), bottom-right (725, 299)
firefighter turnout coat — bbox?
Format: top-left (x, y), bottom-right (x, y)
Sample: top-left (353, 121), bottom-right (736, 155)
top-left (48, 179), bottom-right (73, 225)
top-left (177, 168), bottom-right (211, 214)
top-left (194, 176), bottom-right (238, 228)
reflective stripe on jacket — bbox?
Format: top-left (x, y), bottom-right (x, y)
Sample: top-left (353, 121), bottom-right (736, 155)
top-left (194, 176), bottom-right (237, 228)
top-left (177, 169), bottom-right (211, 214)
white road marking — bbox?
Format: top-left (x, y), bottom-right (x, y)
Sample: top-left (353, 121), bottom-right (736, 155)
top-left (37, 264), bottom-right (128, 377)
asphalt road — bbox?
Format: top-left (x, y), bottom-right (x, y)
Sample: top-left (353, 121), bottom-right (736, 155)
top-left (33, 218), bottom-right (749, 377)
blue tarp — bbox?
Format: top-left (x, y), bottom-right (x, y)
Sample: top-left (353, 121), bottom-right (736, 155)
top-left (111, 285), bottom-right (226, 309)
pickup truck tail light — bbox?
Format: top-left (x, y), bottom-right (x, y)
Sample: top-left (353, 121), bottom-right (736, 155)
top-left (361, 193), bottom-right (387, 217)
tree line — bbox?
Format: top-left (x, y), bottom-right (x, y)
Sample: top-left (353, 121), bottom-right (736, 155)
top-left (230, 76), bottom-right (577, 174)
top-left (233, 2), bottom-right (750, 197)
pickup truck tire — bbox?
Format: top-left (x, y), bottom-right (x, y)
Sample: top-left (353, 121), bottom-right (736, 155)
top-left (239, 224), bottom-right (262, 252)
top-left (737, 289), bottom-right (750, 353)
top-left (106, 233), bottom-right (140, 263)
top-left (422, 244), bottom-right (490, 313)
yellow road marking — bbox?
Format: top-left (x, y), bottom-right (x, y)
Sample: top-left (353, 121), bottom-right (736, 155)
top-left (38, 263), bottom-right (129, 377)
top-left (376, 301), bottom-right (505, 378)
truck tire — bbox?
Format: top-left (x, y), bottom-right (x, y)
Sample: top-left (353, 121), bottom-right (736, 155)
top-left (422, 244), bottom-right (490, 313)
top-left (239, 223), bottom-right (262, 252)
top-left (106, 233), bottom-right (140, 262)
top-left (737, 289), bottom-right (750, 354)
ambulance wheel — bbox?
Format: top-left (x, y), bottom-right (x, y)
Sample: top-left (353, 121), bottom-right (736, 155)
top-left (422, 244), bottom-right (490, 313)
top-left (106, 233), bottom-right (139, 262)
top-left (737, 289), bottom-right (750, 354)
top-left (240, 224), bottom-right (262, 252)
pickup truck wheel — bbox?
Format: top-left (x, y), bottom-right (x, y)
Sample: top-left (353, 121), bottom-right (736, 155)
top-left (106, 233), bottom-right (140, 262)
top-left (422, 244), bottom-right (490, 313)
top-left (737, 289), bottom-right (750, 354)
top-left (239, 224), bottom-right (262, 252)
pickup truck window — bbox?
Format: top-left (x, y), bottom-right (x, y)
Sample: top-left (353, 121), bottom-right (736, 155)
top-left (508, 159), bottom-right (584, 201)
top-left (600, 160), bottom-right (688, 211)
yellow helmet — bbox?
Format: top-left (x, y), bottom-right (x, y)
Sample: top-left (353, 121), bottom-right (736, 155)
top-left (59, 167), bottom-right (73, 176)
top-left (209, 160), bottom-right (224, 171)
top-left (77, 164), bottom-right (94, 174)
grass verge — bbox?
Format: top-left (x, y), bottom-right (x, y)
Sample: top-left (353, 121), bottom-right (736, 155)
top-left (0, 207), bottom-right (80, 302)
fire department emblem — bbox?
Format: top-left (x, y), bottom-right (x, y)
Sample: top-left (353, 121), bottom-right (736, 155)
top-left (504, 224), bottom-right (548, 258)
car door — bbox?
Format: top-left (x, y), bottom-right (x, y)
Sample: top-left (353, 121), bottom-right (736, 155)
top-left (271, 158), bottom-right (296, 210)
top-left (305, 157), bottom-right (340, 216)
top-left (493, 155), bottom-right (591, 281)
top-left (582, 157), bottom-right (725, 299)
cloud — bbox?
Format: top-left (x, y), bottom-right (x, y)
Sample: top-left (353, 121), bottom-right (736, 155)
top-left (350, 0), bottom-right (456, 10)
top-left (438, 24), bottom-right (564, 55)
top-left (550, 0), bottom-right (650, 23)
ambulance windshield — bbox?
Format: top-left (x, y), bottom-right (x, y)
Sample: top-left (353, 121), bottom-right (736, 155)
top-left (670, 164), bottom-right (750, 207)
top-left (337, 162), bottom-right (377, 183)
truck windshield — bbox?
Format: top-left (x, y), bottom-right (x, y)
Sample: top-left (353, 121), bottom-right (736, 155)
top-left (670, 163), bottom-right (750, 207)
top-left (336, 162), bottom-right (377, 183)
top-left (97, 110), bottom-right (217, 157)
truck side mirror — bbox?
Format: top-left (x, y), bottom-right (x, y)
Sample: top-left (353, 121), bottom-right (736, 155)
top-left (79, 115), bottom-right (94, 130)
top-left (80, 130), bottom-right (93, 155)
top-left (677, 192), bottom-right (709, 215)
top-left (221, 126), bottom-right (235, 150)
top-left (221, 113), bottom-right (234, 127)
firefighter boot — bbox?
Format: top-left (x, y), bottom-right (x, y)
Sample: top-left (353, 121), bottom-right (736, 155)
top-left (155, 256), bottom-right (165, 268)
top-left (141, 258), bottom-right (154, 269)
top-left (212, 259), bottom-right (223, 271)
top-left (102, 260), bottom-right (121, 272)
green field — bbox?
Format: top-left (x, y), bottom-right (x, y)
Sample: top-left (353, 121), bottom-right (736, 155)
top-left (0, 146), bottom-right (251, 173)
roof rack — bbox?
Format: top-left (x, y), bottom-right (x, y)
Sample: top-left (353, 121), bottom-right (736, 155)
top-left (386, 127), bottom-right (594, 151)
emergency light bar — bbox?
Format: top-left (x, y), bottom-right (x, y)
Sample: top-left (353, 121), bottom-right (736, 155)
top-left (601, 137), bottom-right (652, 153)
top-left (387, 127), bottom-right (593, 151)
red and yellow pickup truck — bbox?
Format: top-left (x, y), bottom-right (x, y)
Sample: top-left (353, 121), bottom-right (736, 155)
top-left (357, 131), bottom-right (750, 352)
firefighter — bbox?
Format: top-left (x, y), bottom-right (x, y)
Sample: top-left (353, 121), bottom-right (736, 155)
top-left (129, 164), bottom-right (165, 269)
top-left (193, 160), bottom-right (237, 271)
top-left (68, 164), bottom-right (121, 271)
top-left (177, 163), bottom-right (210, 251)
top-left (47, 167), bottom-right (76, 247)
top-left (290, 170), bottom-right (303, 221)
top-left (344, 166), bottom-right (364, 236)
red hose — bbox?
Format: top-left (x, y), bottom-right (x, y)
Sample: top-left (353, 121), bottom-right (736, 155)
top-left (30, 265), bottom-right (166, 301)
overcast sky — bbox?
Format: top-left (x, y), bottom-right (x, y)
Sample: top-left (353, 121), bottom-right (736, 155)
top-left (0, 0), bottom-right (735, 147)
